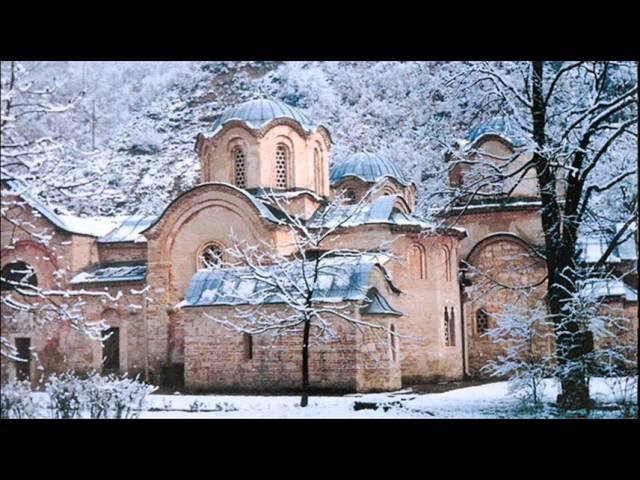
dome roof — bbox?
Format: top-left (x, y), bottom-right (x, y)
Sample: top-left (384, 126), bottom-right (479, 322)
top-left (466, 117), bottom-right (528, 147)
top-left (211, 98), bottom-right (315, 134)
top-left (330, 152), bottom-right (411, 187)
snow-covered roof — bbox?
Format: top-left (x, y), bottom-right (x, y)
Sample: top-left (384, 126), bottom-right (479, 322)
top-left (578, 223), bottom-right (637, 264)
top-left (330, 152), bottom-right (412, 187)
top-left (57, 215), bottom-right (127, 238)
top-left (4, 179), bottom-right (126, 238)
top-left (211, 98), bottom-right (316, 136)
top-left (98, 215), bottom-right (157, 243)
top-left (253, 188), bottom-right (323, 202)
top-left (141, 183), bottom-right (284, 236)
top-left (307, 195), bottom-right (431, 230)
top-left (581, 278), bottom-right (637, 303)
top-left (70, 263), bottom-right (147, 284)
top-left (447, 199), bottom-right (542, 213)
top-left (465, 117), bottom-right (529, 148)
top-left (183, 254), bottom-right (400, 309)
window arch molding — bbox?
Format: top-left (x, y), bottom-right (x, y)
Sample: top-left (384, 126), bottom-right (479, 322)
top-left (196, 241), bottom-right (225, 270)
top-left (408, 242), bottom-right (427, 280)
top-left (442, 245), bottom-right (452, 282)
top-left (226, 138), bottom-right (249, 187)
top-left (232, 146), bottom-right (247, 188)
top-left (274, 143), bottom-right (292, 189)
top-left (272, 136), bottom-right (295, 190)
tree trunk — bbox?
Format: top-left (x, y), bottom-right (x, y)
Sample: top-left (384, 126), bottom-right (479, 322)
top-left (300, 318), bottom-right (311, 407)
top-left (549, 276), bottom-right (592, 410)
top-left (530, 61), bottom-right (591, 410)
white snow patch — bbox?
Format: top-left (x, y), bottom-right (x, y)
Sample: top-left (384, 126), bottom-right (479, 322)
top-left (58, 215), bottom-right (126, 237)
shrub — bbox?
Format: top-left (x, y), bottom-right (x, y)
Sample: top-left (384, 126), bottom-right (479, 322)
top-left (0, 380), bottom-right (40, 419)
top-left (47, 373), bottom-right (84, 419)
top-left (46, 371), bottom-right (157, 419)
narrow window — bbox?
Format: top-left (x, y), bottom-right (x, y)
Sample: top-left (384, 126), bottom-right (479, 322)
top-left (103, 327), bottom-right (120, 372)
top-left (275, 145), bottom-right (288, 189)
top-left (15, 338), bottom-right (31, 382)
top-left (314, 149), bottom-right (322, 193)
top-left (234, 148), bottom-right (246, 188)
top-left (444, 307), bottom-right (451, 346)
top-left (449, 307), bottom-right (456, 346)
top-left (244, 333), bottom-right (253, 361)
top-left (476, 308), bottom-right (490, 336)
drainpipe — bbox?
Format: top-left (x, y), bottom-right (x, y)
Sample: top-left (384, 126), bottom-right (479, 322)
top-left (458, 266), bottom-right (470, 379)
top-left (142, 289), bottom-right (150, 384)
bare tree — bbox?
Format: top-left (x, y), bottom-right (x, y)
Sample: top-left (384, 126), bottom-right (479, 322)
top-left (1, 61), bottom-right (120, 364)
top-left (439, 61), bottom-right (637, 410)
top-left (197, 189), bottom-right (402, 407)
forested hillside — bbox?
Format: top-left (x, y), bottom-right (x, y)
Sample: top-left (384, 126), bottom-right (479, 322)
top-left (2, 61), bottom-right (636, 227)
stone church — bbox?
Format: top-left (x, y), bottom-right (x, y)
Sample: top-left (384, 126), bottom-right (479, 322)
top-left (1, 99), bottom-right (637, 392)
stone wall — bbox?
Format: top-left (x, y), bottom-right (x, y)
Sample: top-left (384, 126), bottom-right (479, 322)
top-left (98, 243), bottom-right (147, 264)
top-left (182, 304), bottom-right (401, 393)
top-left (463, 234), bottom-right (548, 376)
top-left (1, 278), bottom-right (149, 387)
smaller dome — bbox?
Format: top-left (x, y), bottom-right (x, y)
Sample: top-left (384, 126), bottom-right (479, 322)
top-left (211, 98), bottom-right (315, 134)
top-left (466, 117), bottom-right (528, 147)
top-left (330, 152), bottom-right (411, 187)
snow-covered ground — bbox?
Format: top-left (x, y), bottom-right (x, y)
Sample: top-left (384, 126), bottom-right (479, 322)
top-left (16, 377), bottom-right (635, 418)
top-left (136, 377), bottom-right (636, 419)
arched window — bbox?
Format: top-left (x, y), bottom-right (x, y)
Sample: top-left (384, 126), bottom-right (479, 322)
top-left (314, 148), bottom-right (322, 193)
top-left (1, 261), bottom-right (38, 292)
top-left (275, 145), bottom-right (289, 189)
top-left (449, 307), bottom-right (456, 346)
top-left (442, 246), bottom-right (451, 282)
top-left (389, 324), bottom-right (397, 363)
top-left (444, 307), bottom-right (450, 346)
top-left (233, 147), bottom-right (246, 188)
top-left (408, 243), bottom-right (426, 280)
top-left (103, 327), bottom-right (120, 371)
top-left (476, 308), bottom-right (490, 336)
top-left (345, 189), bottom-right (356, 205)
top-left (198, 242), bottom-right (224, 270)
top-left (101, 309), bottom-right (121, 373)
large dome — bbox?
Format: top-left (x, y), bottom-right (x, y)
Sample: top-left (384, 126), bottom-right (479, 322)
top-left (330, 152), bottom-right (411, 187)
top-left (211, 98), bottom-right (315, 134)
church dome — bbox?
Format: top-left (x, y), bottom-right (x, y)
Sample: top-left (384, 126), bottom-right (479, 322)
top-left (211, 98), bottom-right (315, 134)
top-left (330, 152), bottom-right (411, 187)
top-left (466, 117), bottom-right (528, 147)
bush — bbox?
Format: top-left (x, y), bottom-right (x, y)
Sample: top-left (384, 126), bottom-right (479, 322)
top-left (88, 373), bottom-right (156, 419)
top-left (46, 371), bottom-right (157, 419)
top-left (0, 380), bottom-right (40, 419)
top-left (47, 373), bottom-right (84, 419)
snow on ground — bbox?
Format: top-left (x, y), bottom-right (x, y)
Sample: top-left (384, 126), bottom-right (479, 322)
top-left (136, 377), bottom-right (636, 419)
top-left (19, 377), bottom-right (635, 418)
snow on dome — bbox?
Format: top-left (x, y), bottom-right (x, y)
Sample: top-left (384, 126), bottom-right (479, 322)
top-left (211, 98), bottom-right (315, 135)
top-left (465, 117), bottom-right (529, 147)
top-left (329, 152), bottom-right (411, 187)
